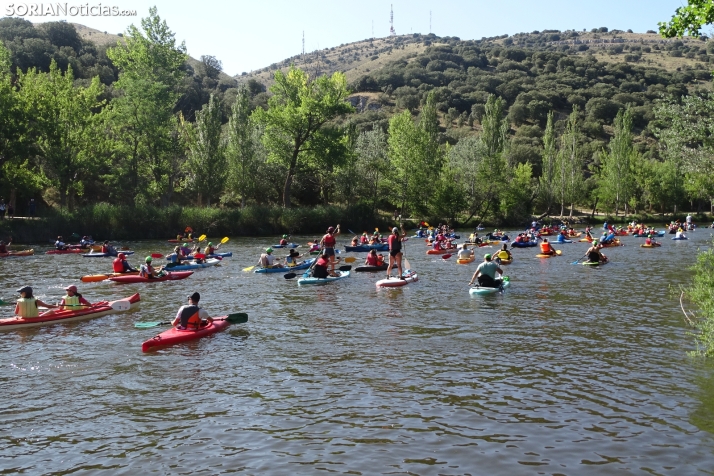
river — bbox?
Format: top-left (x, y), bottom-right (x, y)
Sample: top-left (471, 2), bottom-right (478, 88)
top-left (1, 230), bottom-right (713, 475)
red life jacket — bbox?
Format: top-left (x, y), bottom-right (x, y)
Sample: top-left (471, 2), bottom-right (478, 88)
top-left (112, 258), bottom-right (124, 272)
top-left (366, 254), bottom-right (378, 266)
top-left (322, 234), bottom-right (336, 247)
top-left (316, 255), bottom-right (329, 267)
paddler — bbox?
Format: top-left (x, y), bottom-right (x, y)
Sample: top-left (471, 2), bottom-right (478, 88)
top-left (171, 292), bottom-right (213, 330)
top-left (0, 240), bottom-right (9, 254)
top-left (468, 254), bottom-right (503, 288)
top-left (204, 241), bottom-right (220, 256)
top-left (285, 248), bottom-right (302, 267)
top-left (311, 253), bottom-right (331, 278)
top-left (259, 247), bottom-right (282, 268)
top-left (139, 256), bottom-right (164, 279)
top-left (279, 234), bottom-right (289, 246)
top-left (540, 238), bottom-right (556, 256)
top-left (645, 234), bottom-right (658, 246)
top-left (585, 240), bottom-right (606, 263)
top-left (60, 285), bottom-right (91, 310)
top-left (320, 225), bottom-right (340, 275)
top-left (100, 240), bottom-right (116, 255)
top-left (55, 235), bottom-right (68, 250)
top-left (386, 225), bottom-right (407, 280)
top-left (457, 243), bottom-right (474, 261)
top-left (360, 232), bottom-right (369, 244)
top-left (113, 253), bottom-right (138, 273)
top-left (15, 286), bottom-right (57, 318)
top-left (364, 249), bottom-right (380, 266)
top-left (494, 243), bottom-right (513, 263)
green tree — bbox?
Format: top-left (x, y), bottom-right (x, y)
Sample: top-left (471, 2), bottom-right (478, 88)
top-left (18, 62), bottom-right (103, 208)
top-left (557, 105), bottom-right (585, 217)
top-left (353, 128), bottom-right (389, 213)
top-left (654, 93), bottom-right (714, 211)
top-left (0, 40), bottom-right (28, 181)
top-left (596, 108), bottom-right (637, 216)
top-left (251, 67), bottom-right (353, 207)
top-left (538, 111), bottom-right (557, 214)
top-left (106, 7), bottom-right (187, 205)
top-left (659, 0), bottom-right (714, 38)
top-left (182, 94), bottom-right (226, 206)
top-left (225, 85), bottom-right (258, 208)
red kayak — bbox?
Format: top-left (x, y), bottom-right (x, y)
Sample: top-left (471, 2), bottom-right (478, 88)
top-left (0, 293), bottom-right (140, 331)
top-left (142, 318), bottom-right (230, 352)
top-left (109, 271), bottom-right (193, 283)
top-left (45, 248), bottom-right (86, 255)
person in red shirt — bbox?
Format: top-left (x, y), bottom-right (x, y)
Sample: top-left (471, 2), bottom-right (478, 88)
top-left (386, 225), bottom-right (407, 279)
top-left (319, 225), bottom-right (341, 274)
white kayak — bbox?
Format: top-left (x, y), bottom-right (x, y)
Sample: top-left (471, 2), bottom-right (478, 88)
top-left (469, 276), bottom-right (511, 295)
top-left (376, 270), bottom-right (419, 288)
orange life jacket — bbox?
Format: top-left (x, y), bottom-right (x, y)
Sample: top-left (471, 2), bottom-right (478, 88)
top-left (540, 242), bottom-right (553, 254)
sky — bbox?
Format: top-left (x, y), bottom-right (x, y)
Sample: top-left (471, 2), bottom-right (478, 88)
top-left (2, 0), bottom-right (692, 76)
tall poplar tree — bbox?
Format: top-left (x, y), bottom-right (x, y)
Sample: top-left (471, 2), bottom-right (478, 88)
top-left (106, 7), bottom-right (187, 205)
top-left (597, 108), bottom-right (637, 216)
top-left (183, 94), bottom-right (225, 206)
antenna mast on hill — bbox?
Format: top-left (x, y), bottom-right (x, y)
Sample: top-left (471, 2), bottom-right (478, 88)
top-left (302, 31), bottom-right (305, 56)
top-left (430, 11), bottom-right (432, 34)
top-left (390, 4), bottom-right (396, 36)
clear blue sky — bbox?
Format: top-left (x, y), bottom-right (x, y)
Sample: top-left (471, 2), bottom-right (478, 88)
top-left (4, 0), bottom-right (690, 76)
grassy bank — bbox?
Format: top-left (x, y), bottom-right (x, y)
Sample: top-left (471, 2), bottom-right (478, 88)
top-left (0, 203), bottom-right (404, 243)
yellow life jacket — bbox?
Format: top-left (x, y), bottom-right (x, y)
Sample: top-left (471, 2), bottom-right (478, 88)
top-left (17, 297), bottom-right (39, 318)
top-left (62, 295), bottom-right (81, 311)
top-left (496, 250), bottom-right (510, 259)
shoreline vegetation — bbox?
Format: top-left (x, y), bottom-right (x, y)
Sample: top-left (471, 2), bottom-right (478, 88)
top-left (1, 203), bottom-right (711, 243)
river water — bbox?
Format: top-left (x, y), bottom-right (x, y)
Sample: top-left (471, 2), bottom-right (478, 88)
top-left (1, 230), bottom-right (713, 475)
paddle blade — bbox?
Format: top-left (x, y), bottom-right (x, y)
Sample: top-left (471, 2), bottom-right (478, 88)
top-left (111, 300), bottom-right (132, 311)
top-left (338, 265), bottom-right (352, 271)
top-left (555, 249), bottom-right (562, 256)
top-left (243, 265), bottom-right (256, 272)
top-left (134, 321), bottom-right (172, 329)
top-left (151, 253), bottom-right (164, 259)
top-left (442, 254), bottom-right (452, 260)
top-left (284, 272), bottom-right (297, 279)
top-left (220, 236), bottom-right (230, 244)
top-left (344, 257), bottom-right (356, 263)
top-left (224, 312), bottom-right (248, 324)
top-left (197, 234), bottom-right (207, 242)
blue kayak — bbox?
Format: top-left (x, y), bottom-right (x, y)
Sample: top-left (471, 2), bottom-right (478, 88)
top-left (163, 258), bottom-right (221, 271)
top-left (254, 258), bottom-right (315, 274)
top-left (344, 243), bottom-right (389, 252)
top-left (469, 277), bottom-right (510, 295)
top-left (272, 243), bottom-right (300, 249)
top-left (82, 250), bottom-right (135, 258)
top-left (672, 236), bottom-right (688, 240)
top-left (166, 251), bottom-right (232, 260)
top-left (554, 238), bottom-right (573, 244)
top-left (297, 270), bottom-right (350, 285)
top-left (511, 241), bottom-right (537, 248)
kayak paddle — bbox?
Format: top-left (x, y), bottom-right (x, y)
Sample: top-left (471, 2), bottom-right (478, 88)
top-left (442, 254), bottom-right (452, 260)
top-left (151, 253), bottom-right (164, 259)
top-left (198, 234), bottom-right (207, 242)
top-left (220, 236), bottom-right (229, 244)
top-left (343, 257), bottom-right (357, 263)
top-left (243, 265), bottom-right (257, 272)
top-left (572, 253), bottom-right (587, 265)
top-left (134, 312), bottom-right (248, 329)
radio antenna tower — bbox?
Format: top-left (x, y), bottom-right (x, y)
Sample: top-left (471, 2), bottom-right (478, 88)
top-left (302, 31), bottom-right (305, 56)
top-left (390, 4), bottom-right (396, 36)
top-left (430, 11), bottom-right (432, 34)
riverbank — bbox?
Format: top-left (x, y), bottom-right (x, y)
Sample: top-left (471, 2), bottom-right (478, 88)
top-left (0, 203), bottom-right (403, 243)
